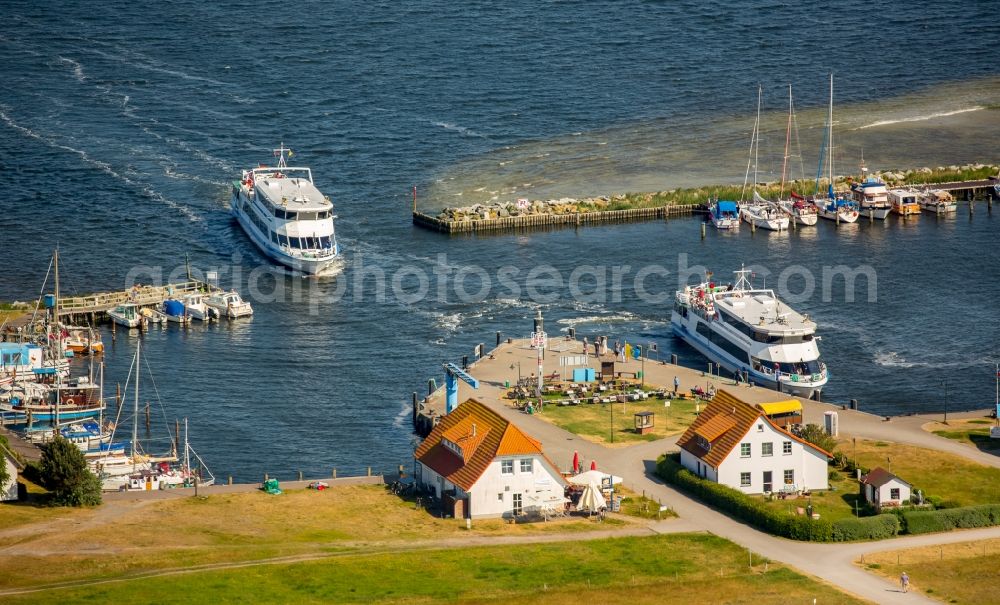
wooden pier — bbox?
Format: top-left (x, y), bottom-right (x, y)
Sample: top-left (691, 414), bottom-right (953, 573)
top-left (413, 204), bottom-right (703, 234)
top-left (912, 178), bottom-right (1000, 200)
top-left (2, 279), bottom-right (218, 331)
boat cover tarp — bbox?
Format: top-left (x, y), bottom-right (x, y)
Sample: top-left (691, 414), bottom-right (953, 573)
top-left (717, 201), bottom-right (738, 212)
top-left (163, 300), bottom-right (185, 316)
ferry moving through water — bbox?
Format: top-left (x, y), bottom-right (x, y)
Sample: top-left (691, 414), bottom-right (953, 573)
top-left (231, 145), bottom-right (340, 274)
top-left (670, 266), bottom-right (828, 399)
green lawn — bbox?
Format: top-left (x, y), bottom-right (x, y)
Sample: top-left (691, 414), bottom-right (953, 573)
top-left (755, 469), bottom-right (863, 522)
top-left (3, 534), bottom-right (866, 605)
top-left (538, 396), bottom-right (700, 445)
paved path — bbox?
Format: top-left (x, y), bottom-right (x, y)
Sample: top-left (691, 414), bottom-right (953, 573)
top-left (448, 338), bottom-right (1000, 604)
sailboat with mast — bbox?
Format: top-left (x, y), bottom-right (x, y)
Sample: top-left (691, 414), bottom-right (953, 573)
top-left (812, 75), bottom-right (859, 223)
top-left (777, 85), bottom-right (818, 226)
top-left (95, 342), bottom-right (212, 490)
top-left (739, 85), bottom-right (789, 232)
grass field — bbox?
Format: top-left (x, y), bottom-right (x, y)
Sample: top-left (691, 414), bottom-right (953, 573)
top-left (537, 397), bottom-right (700, 446)
top-left (860, 538), bottom-right (1000, 604)
top-left (840, 438), bottom-right (1000, 508)
top-left (3, 533), bottom-right (867, 605)
top-left (0, 484), bottom-right (646, 590)
top-left (926, 418), bottom-right (1000, 451)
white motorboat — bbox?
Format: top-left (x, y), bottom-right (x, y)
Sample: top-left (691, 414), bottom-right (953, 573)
top-left (670, 265), bottom-right (828, 399)
top-left (917, 189), bottom-right (957, 213)
top-left (108, 304), bottom-right (141, 328)
top-left (205, 290), bottom-right (254, 318)
top-left (851, 174), bottom-right (893, 219)
top-left (140, 307), bottom-right (168, 324)
top-left (181, 293), bottom-right (217, 321)
top-left (708, 200), bottom-right (740, 230)
top-left (231, 144), bottom-right (340, 275)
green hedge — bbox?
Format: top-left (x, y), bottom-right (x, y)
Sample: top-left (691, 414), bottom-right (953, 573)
top-left (831, 514), bottom-right (900, 541)
top-left (656, 454), bottom-right (899, 542)
top-left (903, 504), bottom-right (1000, 535)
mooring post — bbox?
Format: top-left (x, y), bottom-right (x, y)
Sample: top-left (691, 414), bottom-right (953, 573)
top-left (367, 466), bottom-right (372, 477)
top-left (700, 222), bottom-right (706, 239)
top-left (332, 468), bottom-right (337, 479)
top-left (228, 475), bottom-right (233, 485)
top-left (298, 470), bottom-right (303, 481)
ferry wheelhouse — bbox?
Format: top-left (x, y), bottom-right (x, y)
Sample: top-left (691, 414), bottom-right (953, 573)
top-left (231, 145), bottom-right (339, 275)
top-left (670, 266), bottom-right (828, 399)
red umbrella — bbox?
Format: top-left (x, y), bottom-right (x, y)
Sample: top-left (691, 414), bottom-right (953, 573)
top-left (572, 451), bottom-right (580, 474)
top-left (590, 460), bottom-right (597, 471)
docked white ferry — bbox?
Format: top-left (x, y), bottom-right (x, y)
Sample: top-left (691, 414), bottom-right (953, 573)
top-left (231, 145), bottom-right (339, 274)
top-left (670, 266), bottom-right (828, 399)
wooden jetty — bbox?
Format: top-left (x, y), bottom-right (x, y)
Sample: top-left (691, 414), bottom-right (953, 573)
top-left (912, 178), bottom-right (1000, 200)
top-left (413, 204), bottom-right (703, 234)
top-left (2, 279), bottom-right (218, 330)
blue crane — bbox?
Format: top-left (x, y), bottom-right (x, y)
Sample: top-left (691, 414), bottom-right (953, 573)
top-left (444, 362), bottom-right (479, 414)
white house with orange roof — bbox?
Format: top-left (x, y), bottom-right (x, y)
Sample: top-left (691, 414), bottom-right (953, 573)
top-left (415, 399), bottom-right (567, 519)
top-left (676, 390), bottom-right (831, 494)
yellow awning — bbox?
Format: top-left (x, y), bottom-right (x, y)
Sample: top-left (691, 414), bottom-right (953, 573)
top-left (756, 400), bottom-right (802, 416)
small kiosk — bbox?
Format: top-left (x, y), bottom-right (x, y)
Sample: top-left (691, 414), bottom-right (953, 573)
top-left (634, 411), bottom-right (654, 435)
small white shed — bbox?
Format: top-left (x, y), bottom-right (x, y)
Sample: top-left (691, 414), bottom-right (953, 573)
top-left (860, 467), bottom-right (911, 511)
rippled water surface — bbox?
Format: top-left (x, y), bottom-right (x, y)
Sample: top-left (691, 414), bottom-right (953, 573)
top-left (1, 1), bottom-right (998, 479)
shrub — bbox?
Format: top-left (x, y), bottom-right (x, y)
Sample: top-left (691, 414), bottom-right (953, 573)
top-left (903, 504), bottom-right (1000, 535)
top-left (831, 515), bottom-right (900, 541)
top-left (798, 424), bottom-right (837, 454)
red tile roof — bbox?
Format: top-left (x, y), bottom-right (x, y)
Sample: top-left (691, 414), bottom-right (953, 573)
top-left (861, 467), bottom-right (910, 488)
top-left (415, 399), bottom-right (562, 492)
top-left (676, 389), bottom-right (832, 468)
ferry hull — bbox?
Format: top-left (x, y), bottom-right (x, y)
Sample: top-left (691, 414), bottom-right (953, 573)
top-left (860, 206), bottom-right (892, 220)
top-left (231, 201), bottom-right (339, 276)
top-left (670, 316), bottom-right (825, 400)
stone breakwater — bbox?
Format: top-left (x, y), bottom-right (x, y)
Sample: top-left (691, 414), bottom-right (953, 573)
top-left (434, 195), bottom-right (636, 222)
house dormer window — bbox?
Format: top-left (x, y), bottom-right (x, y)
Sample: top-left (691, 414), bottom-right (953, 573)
top-left (442, 438), bottom-right (463, 457)
top-left (696, 435), bottom-right (711, 451)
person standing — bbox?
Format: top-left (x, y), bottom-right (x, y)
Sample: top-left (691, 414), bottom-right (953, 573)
top-left (900, 571), bottom-right (909, 593)
top-left (582, 336), bottom-right (589, 357)
top-left (673, 375), bottom-right (680, 397)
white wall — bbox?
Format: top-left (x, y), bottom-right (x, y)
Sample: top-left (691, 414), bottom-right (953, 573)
top-left (469, 455), bottom-right (564, 519)
top-left (716, 419), bottom-right (828, 494)
top-left (1, 456), bottom-right (17, 502)
top-left (680, 449), bottom-right (717, 482)
top-left (876, 480), bottom-right (910, 507)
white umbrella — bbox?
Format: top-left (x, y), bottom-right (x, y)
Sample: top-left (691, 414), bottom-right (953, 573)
top-left (576, 482), bottom-right (607, 513)
top-left (568, 470), bottom-right (623, 486)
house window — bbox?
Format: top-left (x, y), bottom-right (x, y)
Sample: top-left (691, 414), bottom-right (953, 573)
top-left (890, 488), bottom-right (900, 500)
top-left (757, 423), bottom-right (764, 432)
top-left (740, 443), bottom-right (751, 458)
top-left (782, 441), bottom-right (792, 455)
top-left (501, 460), bottom-right (514, 474)
top-left (512, 493), bottom-right (523, 515)
top-left (520, 459), bottom-right (533, 473)
top-left (762, 442), bottom-right (773, 457)
top-left (784, 469), bottom-right (795, 485)
top-left (740, 472), bottom-right (751, 487)
top-left (498, 493), bottom-right (504, 501)
top-left (763, 471), bottom-right (773, 493)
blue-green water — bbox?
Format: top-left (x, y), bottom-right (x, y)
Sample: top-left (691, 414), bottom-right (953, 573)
top-left (1, 1), bottom-right (998, 479)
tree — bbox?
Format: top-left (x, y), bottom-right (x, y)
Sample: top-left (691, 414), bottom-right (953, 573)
top-left (798, 423), bottom-right (838, 455)
top-left (39, 436), bottom-right (102, 506)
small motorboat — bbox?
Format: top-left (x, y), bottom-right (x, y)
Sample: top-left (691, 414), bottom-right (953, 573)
top-left (918, 189), bottom-right (957, 213)
top-left (108, 304), bottom-right (141, 328)
top-left (205, 290), bottom-right (254, 318)
top-left (64, 327), bottom-right (105, 355)
top-left (139, 307), bottom-right (168, 324)
top-left (708, 200), bottom-right (740, 230)
top-left (182, 293), bottom-right (218, 321)
top-left (888, 189), bottom-right (922, 216)
top-left (162, 299), bottom-right (191, 324)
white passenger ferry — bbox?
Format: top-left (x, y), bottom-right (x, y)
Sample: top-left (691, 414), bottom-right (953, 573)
top-left (231, 145), bottom-right (339, 274)
top-left (670, 266), bottom-right (828, 399)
